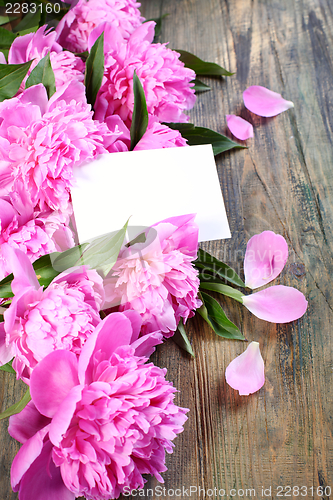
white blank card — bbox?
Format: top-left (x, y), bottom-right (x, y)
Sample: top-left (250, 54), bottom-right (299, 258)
top-left (71, 144), bottom-right (231, 243)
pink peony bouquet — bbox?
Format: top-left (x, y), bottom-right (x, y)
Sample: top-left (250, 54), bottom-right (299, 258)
top-left (0, 1), bottom-right (308, 498)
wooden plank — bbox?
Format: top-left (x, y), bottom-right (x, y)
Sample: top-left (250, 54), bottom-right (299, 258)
top-left (0, 0), bottom-right (333, 498)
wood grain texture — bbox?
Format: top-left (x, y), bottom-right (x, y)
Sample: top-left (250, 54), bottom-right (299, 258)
top-left (1, 0), bottom-right (333, 499)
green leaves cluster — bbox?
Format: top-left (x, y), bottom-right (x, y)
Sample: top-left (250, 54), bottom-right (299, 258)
top-left (175, 249), bottom-right (247, 356)
top-left (194, 249), bottom-right (246, 342)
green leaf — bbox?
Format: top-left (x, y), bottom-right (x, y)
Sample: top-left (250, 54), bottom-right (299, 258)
top-left (0, 359), bottom-right (15, 374)
top-left (199, 282), bottom-right (244, 303)
top-left (130, 70), bottom-right (149, 150)
top-left (12, 9), bottom-right (41, 33)
top-left (53, 221), bottom-right (129, 278)
top-left (166, 123), bottom-right (245, 155)
top-left (0, 15), bottom-right (19, 25)
top-left (25, 51), bottom-right (56, 98)
top-left (49, 244), bottom-right (89, 274)
top-left (0, 27), bottom-right (17, 50)
top-left (175, 49), bottom-right (233, 77)
top-left (75, 50), bottom-right (89, 61)
top-left (0, 273), bottom-right (14, 298)
top-left (192, 78), bottom-right (211, 92)
top-left (0, 388), bottom-right (31, 420)
top-left (0, 60), bottom-right (33, 101)
top-left (195, 248), bottom-right (246, 287)
top-left (198, 291), bottom-right (245, 340)
top-left (77, 221), bottom-right (129, 277)
top-left (84, 31), bottom-right (104, 109)
top-left (173, 321), bottom-right (195, 357)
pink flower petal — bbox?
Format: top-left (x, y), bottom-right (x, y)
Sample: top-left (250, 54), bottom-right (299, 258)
top-left (225, 341), bottom-right (265, 396)
top-left (242, 285), bottom-right (308, 323)
top-left (8, 401), bottom-right (50, 444)
top-left (11, 424), bottom-right (50, 490)
top-left (226, 115), bottom-right (253, 140)
top-left (30, 350), bottom-right (79, 418)
top-left (243, 85), bottom-right (294, 117)
top-left (0, 321), bottom-right (14, 365)
top-left (2, 245), bottom-right (40, 293)
top-left (14, 440), bottom-right (75, 500)
top-left (244, 230), bottom-right (289, 289)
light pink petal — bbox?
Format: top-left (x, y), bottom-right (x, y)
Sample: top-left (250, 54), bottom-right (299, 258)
top-left (243, 85), bottom-right (294, 117)
top-left (244, 230), bottom-right (288, 289)
top-left (14, 440), bottom-right (75, 500)
top-left (49, 385), bottom-right (83, 447)
top-left (2, 245), bottom-right (40, 293)
top-left (0, 52), bottom-right (6, 64)
top-left (30, 350), bottom-right (79, 418)
top-left (242, 285), bottom-right (308, 323)
top-left (0, 198), bottom-right (17, 229)
top-left (226, 115), bottom-right (253, 140)
top-left (11, 424), bottom-right (50, 490)
top-left (0, 321), bottom-right (14, 365)
top-left (78, 312), bottom-right (134, 384)
top-left (225, 341), bottom-right (265, 395)
top-left (19, 83), bottom-right (49, 116)
top-left (8, 401), bottom-right (50, 444)
top-left (130, 331), bottom-right (164, 358)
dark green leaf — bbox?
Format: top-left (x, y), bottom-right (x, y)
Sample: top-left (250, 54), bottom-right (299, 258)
top-left (130, 70), bottom-right (149, 150)
top-left (84, 31), bottom-right (104, 109)
top-left (166, 123), bottom-right (245, 155)
top-left (200, 282), bottom-right (244, 303)
top-left (25, 51), bottom-right (56, 97)
top-left (198, 291), bottom-right (245, 340)
top-left (0, 27), bottom-right (17, 49)
top-left (0, 273), bottom-right (14, 298)
top-left (12, 9), bottom-right (41, 33)
top-left (173, 321), bottom-right (195, 357)
top-left (75, 50), bottom-right (89, 61)
top-left (125, 231), bottom-right (146, 248)
top-left (144, 13), bottom-right (169, 39)
top-left (195, 248), bottom-right (245, 287)
top-left (192, 78), bottom-right (211, 92)
top-left (0, 60), bottom-right (33, 101)
top-left (175, 49), bottom-right (233, 77)
top-left (0, 359), bottom-right (15, 374)
top-left (0, 388), bottom-right (31, 420)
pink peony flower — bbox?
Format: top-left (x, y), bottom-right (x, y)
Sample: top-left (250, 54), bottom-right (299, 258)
top-left (9, 312), bottom-right (187, 500)
top-left (0, 246), bottom-right (104, 382)
top-left (225, 341), bottom-right (265, 396)
top-left (0, 81), bottom-right (120, 212)
top-left (240, 231), bottom-right (308, 323)
top-left (105, 115), bottom-right (188, 152)
top-left (0, 197), bottom-right (74, 280)
top-left (104, 214), bottom-right (201, 337)
top-left (56, 0), bottom-right (144, 53)
top-left (8, 26), bottom-right (85, 93)
top-left (243, 85), bottom-right (294, 117)
top-left (92, 22), bottom-right (196, 126)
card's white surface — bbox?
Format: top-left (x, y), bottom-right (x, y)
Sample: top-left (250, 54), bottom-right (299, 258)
top-left (71, 144), bottom-right (231, 243)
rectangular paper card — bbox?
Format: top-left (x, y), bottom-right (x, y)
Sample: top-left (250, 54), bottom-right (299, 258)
top-left (71, 144), bottom-right (231, 243)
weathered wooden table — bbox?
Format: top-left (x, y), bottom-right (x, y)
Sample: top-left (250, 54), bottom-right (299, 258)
top-left (1, 0), bottom-right (333, 498)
